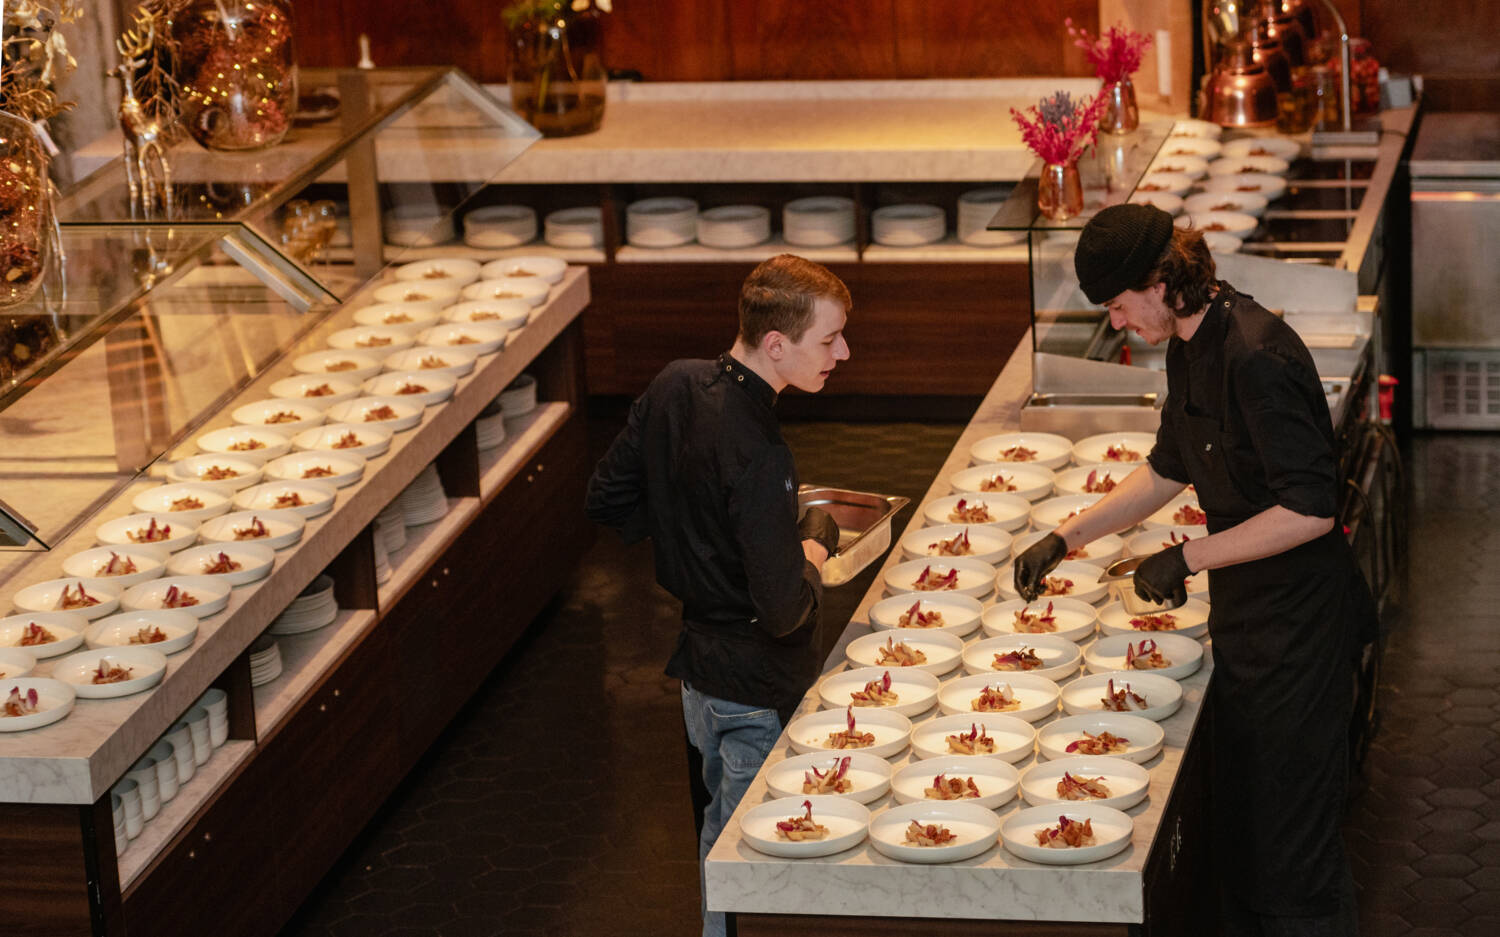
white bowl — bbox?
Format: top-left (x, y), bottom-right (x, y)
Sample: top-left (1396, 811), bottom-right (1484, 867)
top-left (230, 399), bottom-right (326, 437)
top-left (51, 646), bottom-right (168, 699)
top-left (882, 557), bottom-right (995, 600)
top-left (982, 598), bottom-right (1098, 643)
top-left (1208, 155), bottom-right (1289, 177)
top-left (1147, 154), bottom-right (1208, 179)
top-left (362, 371), bottom-right (457, 407)
top-left (1071, 432), bottom-right (1156, 466)
top-left (785, 705), bottom-right (911, 759)
top-left (1053, 463), bottom-right (1138, 497)
top-left (899, 523), bottom-right (1011, 567)
top-left (194, 426), bottom-right (291, 465)
top-left (0, 677), bottom-right (75, 732)
top-left (891, 755), bottom-right (1021, 810)
top-left (1128, 191), bottom-right (1183, 215)
top-left (1169, 118), bottom-right (1222, 139)
top-left (264, 450), bottom-right (367, 488)
top-left (196, 509), bottom-right (306, 551)
top-left (416, 322), bottom-right (508, 357)
top-left (1157, 136), bottom-right (1222, 160)
top-left (1096, 597), bottom-right (1211, 639)
top-left (166, 454), bottom-right (264, 493)
top-left (291, 423), bottom-right (393, 461)
top-left (121, 576), bottom-right (231, 618)
top-left (267, 375), bottom-right (361, 410)
top-left (1135, 171), bottom-right (1194, 197)
top-left (291, 350), bottom-right (382, 383)
top-left (1124, 525), bottom-right (1208, 558)
top-left (1011, 530), bottom-right (1124, 568)
top-left (0, 647), bottom-right (36, 679)
top-left (738, 795), bottom-right (870, 859)
top-left (969, 432), bottom-right (1072, 470)
top-left (1000, 803), bottom-right (1134, 865)
top-left (326, 326), bottom-right (416, 355)
top-left (1028, 494), bottom-right (1104, 531)
top-left (0, 611), bottom-right (86, 657)
top-left (370, 280), bottom-right (462, 310)
top-left (867, 800), bottom-right (1001, 864)
top-left (85, 610), bottom-right (198, 656)
top-left (1183, 191), bottom-right (1269, 218)
top-left (1086, 632), bottom-right (1205, 681)
top-left (1200, 172), bottom-right (1287, 201)
top-left (167, 543), bottom-right (275, 587)
top-left (350, 303), bottom-right (442, 334)
top-left (921, 493), bottom-right (1030, 532)
top-left (844, 629), bottom-right (963, 677)
top-left (817, 665), bottom-right (940, 718)
top-left (392, 257), bottom-right (482, 287)
top-left (232, 480), bottom-right (337, 519)
top-left (867, 593), bottom-right (983, 639)
top-left (1037, 713), bottom-right (1166, 763)
top-left (995, 559), bottom-right (1107, 605)
top-left (1060, 671), bottom-right (1183, 721)
top-left (381, 346), bottom-right (479, 378)
top-left (325, 397), bottom-right (423, 432)
top-left (962, 633), bottom-right (1082, 682)
top-left (1018, 754), bottom-right (1150, 811)
top-left (936, 672), bottom-right (1061, 722)
top-left (1221, 135), bottom-right (1302, 161)
top-left (132, 484), bottom-right (231, 527)
top-left (909, 712), bottom-right (1036, 763)
top-left (61, 546), bottom-right (167, 590)
top-left (458, 277), bottom-right (550, 307)
top-left (1176, 210), bottom-right (1258, 239)
top-left (440, 299), bottom-right (531, 330)
top-left (479, 255), bottom-right (566, 284)
top-left (12, 580), bottom-right (120, 621)
top-left (949, 463), bottom-right (1055, 502)
top-left (764, 752), bottom-right (892, 804)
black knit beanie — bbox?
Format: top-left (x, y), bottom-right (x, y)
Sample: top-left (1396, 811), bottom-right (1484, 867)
top-left (1074, 203), bottom-right (1175, 305)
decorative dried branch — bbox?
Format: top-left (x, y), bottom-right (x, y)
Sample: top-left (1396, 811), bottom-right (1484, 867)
top-left (119, 2), bottom-right (186, 143)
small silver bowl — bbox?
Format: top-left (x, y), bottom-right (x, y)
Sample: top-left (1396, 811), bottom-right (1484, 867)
top-left (1101, 556), bottom-right (1186, 615)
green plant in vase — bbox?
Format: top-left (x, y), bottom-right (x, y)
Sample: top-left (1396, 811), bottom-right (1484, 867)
top-left (503, 0), bottom-right (609, 137)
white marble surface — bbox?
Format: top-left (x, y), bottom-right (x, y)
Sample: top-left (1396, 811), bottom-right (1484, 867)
top-left (705, 337), bottom-right (1214, 923)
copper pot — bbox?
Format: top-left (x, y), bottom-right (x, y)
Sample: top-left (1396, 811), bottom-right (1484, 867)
top-left (1202, 41), bottom-right (1280, 128)
top-left (1246, 21), bottom-right (1294, 93)
top-left (1262, 11), bottom-right (1307, 66)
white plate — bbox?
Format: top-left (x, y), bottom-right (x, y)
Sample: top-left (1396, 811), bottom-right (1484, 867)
top-left (480, 255), bottom-right (566, 284)
top-left (0, 678), bottom-right (75, 732)
top-left (1086, 633), bottom-right (1204, 681)
top-left (1096, 598), bottom-right (1210, 639)
top-left (868, 801), bottom-right (1000, 864)
top-left (1060, 671), bottom-right (1183, 721)
top-left (909, 712), bottom-right (1036, 763)
top-left (362, 371), bottom-right (457, 407)
top-left (416, 322), bottom-right (509, 356)
top-left (1000, 803), bottom-right (1134, 865)
top-left (922, 493), bottom-right (1030, 532)
top-left (995, 560), bottom-right (1106, 605)
top-left (1208, 155), bottom-right (1289, 177)
top-left (392, 257), bottom-right (482, 286)
top-left (1036, 713), bottom-right (1165, 763)
top-left (167, 543), bottom-right (275, 587)
top-left (1176, 210), bottom-right (1258, 238)
top-left (765, 752), bottom-right (893, 804)
top-left (232, 480), bottom-right (337, 519)
top-left (1071, 432), bottom-right (1155, 466)
top-left (459, 277), bottom-right (550, 307)
top-left (60, 546), bottom-right (166, 590)
top-left (0, 611), bottom-right (85, 657)
top-left (817, 666), bottom-right (940, 718)
top-left (193, 426), bottom-right (291, 466)
top-left (1052, 463), bottom-right (1140, 498)
top-left (982, 598), bottom-right (1099, 643)
top-left (196, 509), bottom-right (306, 551)
top-left (131, 484), bottom-right (231, 527)
top-left (371, 280), bottom-right (462, 309)
top-left (121, 576), bottom-right (231, 619)
top-left (1011, 530), bottom-right (1124, 568)
top-left (1128, 191), bottom-right (1183, 215)
top-left (440, 299), bottom-right (531, 330)
top-left (785, 706), bottom-right (912, 759)
top-left (267, 375), bottom-right (361, 410)
top-left (1220, 135), bottom-right (1302, 161)
top-left (231, 399), bottom-right (326, 437)
top-left (1157, 136), bottom-right (1222, 160)
top-left (326, 325), bottom-right (416, 356)
top-left (937, 672), bottom-right (1060, 722)
top-left (1183, 191), bottom-right (1269, 218)
top-left (969, 432), bottom-right (1072, 470)
top-left (1142, 493), bottom-right (1206, 528)
top-left (1169, 118), bottom-right (1222, 139)
top-left (1124, 525), bottom-right (1207, 558)
top-left (351, 303), bottom-right (444, 334)
top-left (166, 454), bottom-right (264, 493)
top-left (1200, 172), bottom-right (1287, 201)
top-left (962, 633), bottom-right (1082, 682)
top-left (1148, 154), bottom-right (1208, 179)
top-left (326, 397), bottom-right (423, 432)
top-left (11, 580), bottom-right (120, 621)
top-left (1028, 494), bottom-right (1103, 531)
top-left (882, 557), bottom-right (995, 600)
top-left (948, 463), bottom-right (1055, 502)
top-left (1135, 171), bottom-right (1194, 196)
top-left (0, 647), bottom-right (35, 679)
top-left (844, 629), bottom-right (963, 677)
top-left (464, 205), bottom-right (537, 247)
top-left (1019, 754), bottom-right (1150, 810)
top-left (264, 450), bottom-right (367, 489)
top-left (899, 524), bottom-right (1011, 566)
top-left (738, 795), bottom-right (870, 859)
top-left (52, 646), bottom-right (168, 699)
top-left (85, 610), bottom-right (198, 656)
top-left (868, 593), bottom-right (982, 639)
top-left (291, 422), bottom-right (393, 461)
top-left (1204, 231), bottom-right (1243, 254)
top-left (544, 207), bottom-right (604, 248)
top-left (381, 346), bottom-right (479, 378)
top-left (891, 755), bottom-right (1020, 810)
top-left (291, 350), bottom-right (382, 383)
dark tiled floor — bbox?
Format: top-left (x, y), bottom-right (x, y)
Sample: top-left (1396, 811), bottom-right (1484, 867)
top-left (282, 426), bottom-right (1499, 937)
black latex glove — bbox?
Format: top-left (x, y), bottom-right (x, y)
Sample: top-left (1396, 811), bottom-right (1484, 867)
top-left (1134, 542), bottom-right (1191, 606)
top-left (1014, 532), bottom-right (1068, 603)
top-left (797, 506), bottom-right (841, 557)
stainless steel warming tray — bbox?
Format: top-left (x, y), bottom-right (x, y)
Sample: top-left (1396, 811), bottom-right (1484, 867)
top-left (798, 485), bottom-right (909, 587)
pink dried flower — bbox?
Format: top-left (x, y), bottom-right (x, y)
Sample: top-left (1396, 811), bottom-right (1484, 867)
top-left (1010, 90), bottom-right (1110, 165)
top-left (1067, 18), bottom-right (1153, 85)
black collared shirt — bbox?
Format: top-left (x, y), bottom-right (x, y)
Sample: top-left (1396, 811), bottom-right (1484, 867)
top-left (585, 354), bottom-right (823, 719)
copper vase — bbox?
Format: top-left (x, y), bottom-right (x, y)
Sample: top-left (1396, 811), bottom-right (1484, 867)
top-left (1101, 77), bottom-right (1140, 135)
top-left (1037, 161), bottom-right (1084, 222)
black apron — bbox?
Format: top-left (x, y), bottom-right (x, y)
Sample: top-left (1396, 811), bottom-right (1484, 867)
top-left (1172, 364), bottom-right (1358, 917)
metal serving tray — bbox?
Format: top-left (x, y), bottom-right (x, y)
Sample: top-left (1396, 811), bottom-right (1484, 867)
top-left (798, 485), bottom-right (909, 587)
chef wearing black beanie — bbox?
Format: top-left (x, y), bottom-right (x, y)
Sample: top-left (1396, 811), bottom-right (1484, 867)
top-left (1014, 202), bottom-right (1374, 935)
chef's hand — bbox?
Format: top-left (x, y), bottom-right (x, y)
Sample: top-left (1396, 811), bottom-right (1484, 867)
top-left (1134, 542), bottom-right (1191, 606)
top-left (797, 507), bottom-right (841, 557)
top-left (1014, 532), bottom-right (1067, 603)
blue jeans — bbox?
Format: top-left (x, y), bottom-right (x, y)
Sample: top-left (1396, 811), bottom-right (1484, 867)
top-left (681, 682), bottom-right (782, 937)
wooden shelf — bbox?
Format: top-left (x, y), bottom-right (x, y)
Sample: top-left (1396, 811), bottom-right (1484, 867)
top-left (861, 234), bottom-right (1028, 263)
top-left (477, 402), bottom-right (572, 501)
top-left (252, 609), bottom-right (379, 741)
top-left (615, 236), bottom-right (857, 264)
top-left (375, 496), bottom-right (481, 611)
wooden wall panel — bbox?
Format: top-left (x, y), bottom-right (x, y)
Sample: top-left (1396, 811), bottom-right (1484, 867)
top-left (1357, 0), bottom-right (1497, 77)
top-left (724, 0), bottom-right (906, 82)
top-left (892, 0), bottom-right (1097, 78)
top-left (605, 0), bottom-right (732, 82)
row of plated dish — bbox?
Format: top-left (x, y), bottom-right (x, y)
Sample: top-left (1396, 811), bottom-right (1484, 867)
top-left (0, 257), bottom-right (566, 734)
top-left (738, 427), bottom-right (1212, 868)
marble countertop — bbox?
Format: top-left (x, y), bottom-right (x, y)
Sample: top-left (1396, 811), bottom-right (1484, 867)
top-left (704, 339), bottom-right (1213, 924)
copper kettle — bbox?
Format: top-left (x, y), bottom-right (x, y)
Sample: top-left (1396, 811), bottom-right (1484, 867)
top-left (1202, 40), bottom-right (1280, 127)
top-left (1245, 19), bottom-right (1294, 93)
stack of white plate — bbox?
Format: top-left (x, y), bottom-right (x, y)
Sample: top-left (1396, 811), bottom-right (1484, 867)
top-left (372, 528), bottom-right (392, 584)
top-left (383, 206), bottom-right (454, 248)
top-left (871, 204), bottom-right (945, 246)
top-left (500, 374), bottom-right (538, 419)
top-left (248, 634), bottom-right (282, 686)
top-left (696, 205), bottom-right (771, 248)
top-left (463, 205), bottom-right (537, 248)
top-left (545, 207), bottom-right (604, 248)
top-left (399, 464), bottom-right (448, 526)
top-left (476, 410), bottom-right (508, 450)
top-left (626, 197), bottom-right (698, 248)
top-left (957, 188), bottom-right (1023, 245)
top-left (268, 575), bottom-right (338, 635)
top-left (783, 197), bottom-right (855, 246)
top-left (376, 500), bottom-right (407, 553)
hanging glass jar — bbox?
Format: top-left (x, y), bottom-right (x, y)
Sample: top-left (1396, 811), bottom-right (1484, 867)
top-left (0, 112), bottom-right (55, 309)
top-left (1037, 160), bottom-right (1084, 222)
top-left (174, 0), bottom-right (298, 151)
top-left (507, 6), bottom-right (607, 137)
top-left (1100, 77), bottom-right (1140, 135)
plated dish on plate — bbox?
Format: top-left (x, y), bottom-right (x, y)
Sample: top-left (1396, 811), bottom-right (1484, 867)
top-left (738, 795), bottom-right (870, 859)
top-left (85, 609), bottom-right (198, 656)
top-left (1019, 754), bottom-right (1151, 811)
top-left (1036, 713), bottom-right (1166, 764)
top-left (392, 257), bottom-right (482, 286)
top-left (867, 801), bottom-right (1001, 864)
top-left (868, 593), bottom-right (983, 639)
top-left (969, 432), bottom-right (1072, 470)
top-left (131, 484), bottom-right (231, 527)
top-left (899, 523), bottom-right (1011, 566)
top-left (11, 580), bottom-right (120, 620)
top-left (1011, 529), bottom-right (1123, 568)
top-left (909, 711), bottom-right (1036, 763)
top-left (0, 677), bottom-right (75, 732)
top-left (890, 755), bottom-right (1020, 810)
top-left (268, 375), bottom-right (361, 409)
top-left (290, 422), bottom-right (393, 461)
top-left (351, 303), bottom-right (443, 334)
top-left (981, 597), bottom-right (1098, 643)
top-left (0, 611), bottom-right (85, 657)
top-left (291, 350), bottom-right (382, 383)
top-left (231, 399), bottom-right (326, 436)
top-left (325, 397), bottom-right (423, 432)
top-left (921, 493), bottom-right (1030, 532)
top-left (416, 323), bottom-right (508, 356)
top-left (1086, 633), bottom-right (1205, 681)
top-left (194, 426), bottom-right (292, 466)
top-left (52, 647), bottom-right (168, 699)
top-left (264, 450), bottom-right (366, 489)
top-left (936, 671), bottom-right (1061, 722)
top-left (167, 543), bottom-right (275, 587)
top-left (999, 803), bottom-right (1134, 865)
top-left (995, 560), bottom-right (1106, 605)
top-left (197, 509), bottom-right (305, 551)
top-left (785, 705), bottom-right (911, 759)
top-left (1097, 598), bottom-right (1211, 639)
top-left (1029, 494), bottom-right (1103, 530)
top-left (362, 371), bottom-right (458, 407)
top-left (459, 276), bottom-right (550, 307)
top-left (948, 462), bottom-right (1055, 502)
top-left (882, 557), bottom-right (995, 600)
top-left (961, 633), bottom-right (1082, 682)
top-left (844, 629), bottom-right (963, 677)
top-left (765, 751), bottom-right (893, 803)
top-left (121, 575), bottom-right (232, 619)
top-left (817, 666), bottom-right (940, 718)
top-left (1060, 671), bottom-right (1184, 722)
top-left (480, 255), bottom-right (566, 284)
top-left (232, 479), bottom-right (337, 519)
top-left (382, 345), bottom-right (480, 379)
top-left (166, 454), bottom-right (264, 493)
top-left (1071, 432), bottom-right (1156, 466)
